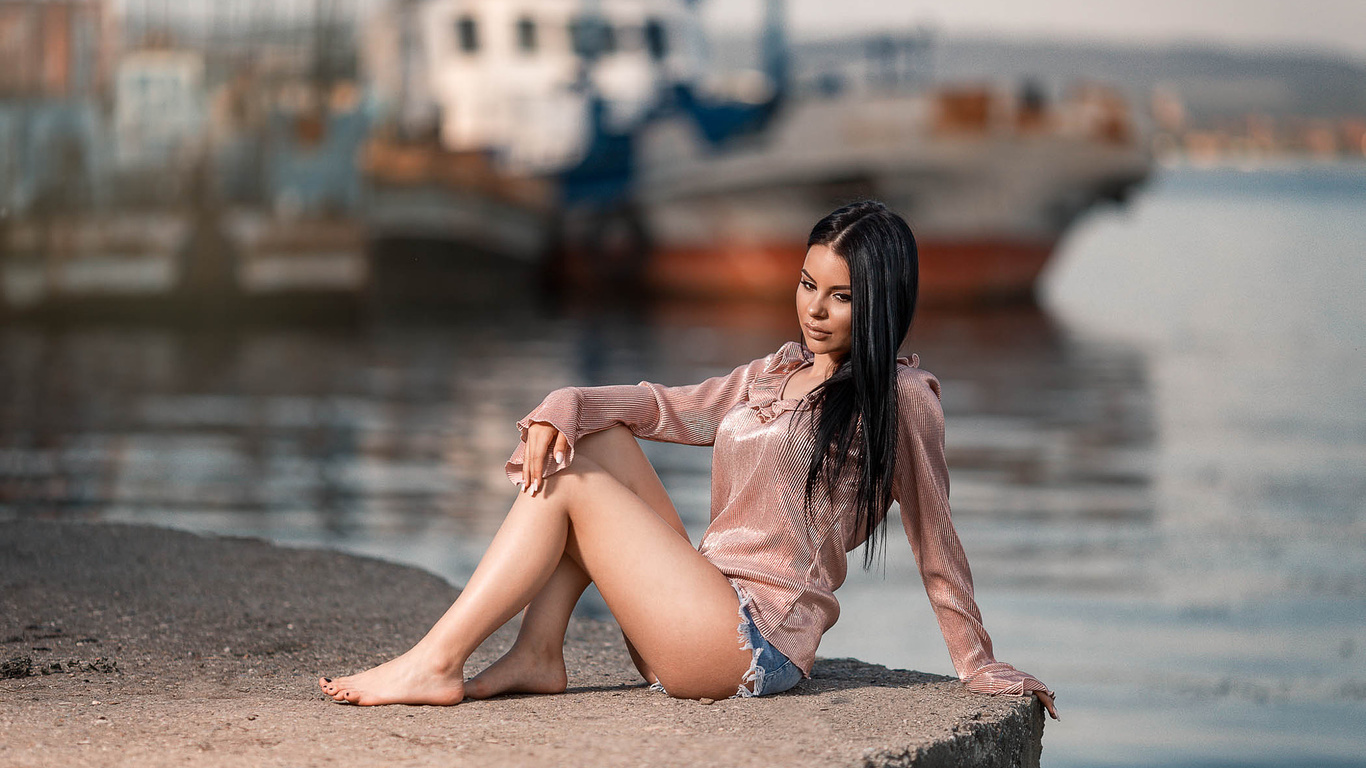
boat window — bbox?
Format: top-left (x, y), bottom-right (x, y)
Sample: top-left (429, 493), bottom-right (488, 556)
top-left (516, 16), bottom-right (537, 53)
top-left (456, 15), bottom-right (479, 54)
top-left (568, 17), bottom-right (615, 58)
top-left (644, 19), bottom-right (667, 60)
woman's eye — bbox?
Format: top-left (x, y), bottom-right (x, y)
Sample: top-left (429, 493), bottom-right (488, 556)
top-left (800, 280), bottom-right (815, 290)
top-left (834, 293), bottom-right (851, 303)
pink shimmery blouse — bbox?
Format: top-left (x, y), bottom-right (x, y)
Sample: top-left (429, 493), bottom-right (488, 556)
top-left (505, 340), bottom-right (1054, 699)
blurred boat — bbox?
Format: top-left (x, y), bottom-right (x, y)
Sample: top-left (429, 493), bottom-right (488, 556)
top-left (217, 82), bottom-right (373, 302)
top-left (360, 136), bottom-right (556, 260)
top-left (357, 0), bottom-right (685, 304)
top-left (361, 0), bottom-right (1153, 306)
top-left (636, 78), bottom-right (1153, 303)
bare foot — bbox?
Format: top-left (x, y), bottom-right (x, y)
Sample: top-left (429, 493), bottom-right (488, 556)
top-left (464, 645), bottom-right (568, 699)
top-left (318, 648), bottom-right (465, 706)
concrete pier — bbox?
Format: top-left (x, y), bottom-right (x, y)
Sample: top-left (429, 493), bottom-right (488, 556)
top-left (0, 521), bottom-right (1045, 767)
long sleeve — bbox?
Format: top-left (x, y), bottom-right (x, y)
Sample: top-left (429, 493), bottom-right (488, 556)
top-left (505, 355), bottom-right (769, 486)
top-left (892, 367), bottom-right (1055, 699)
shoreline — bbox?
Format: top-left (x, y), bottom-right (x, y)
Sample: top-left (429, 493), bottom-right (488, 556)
top-left (1, 520), bottom-right (1044, 767)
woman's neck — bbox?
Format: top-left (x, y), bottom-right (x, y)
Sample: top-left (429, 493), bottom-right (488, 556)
top-left (808, 352), bottom-right (842, 380)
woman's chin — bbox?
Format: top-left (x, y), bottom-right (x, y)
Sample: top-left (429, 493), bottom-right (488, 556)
top-left (803, 338), bottom-right (846, 357)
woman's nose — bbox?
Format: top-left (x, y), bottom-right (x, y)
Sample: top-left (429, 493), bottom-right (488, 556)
top-left (806, 298), bottom-right (826, 318)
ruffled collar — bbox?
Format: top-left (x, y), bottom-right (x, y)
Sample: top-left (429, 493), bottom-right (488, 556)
top-left (747, 341), bottom-right (919, 423)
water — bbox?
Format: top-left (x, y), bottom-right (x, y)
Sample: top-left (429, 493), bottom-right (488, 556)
top-left (3, 163), bottom-right (1364, 766)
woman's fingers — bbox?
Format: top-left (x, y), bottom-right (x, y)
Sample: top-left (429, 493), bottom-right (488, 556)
top-left (521, 421), bottom-right (574, 496)
top-left (535, 426), bottom-right (557, 495)
top-left (1034, 690), bottom-right (1059, 720)
top-left (523, 422), bottom-right (551, 494)
top-left (553, 432), bottom-right (570, 466)
top-left (523, 421), bottom-right (566, 496)
top-left (528, 429), bottom-right (572, 497)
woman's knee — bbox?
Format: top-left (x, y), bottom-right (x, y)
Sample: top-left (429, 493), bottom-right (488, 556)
top-left (545, 452), bottom-right (615, 511)
top-left (552, 451), bottom-right (604, 488)
top-left (574, 425), bottom-right (641, 460)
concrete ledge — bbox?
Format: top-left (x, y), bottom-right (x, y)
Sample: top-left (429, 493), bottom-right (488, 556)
top-left (0, 521), bottom-right (1044, 767)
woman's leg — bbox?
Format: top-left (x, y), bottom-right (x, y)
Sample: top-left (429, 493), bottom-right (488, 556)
top-left (465, 426), bottom-right (683, 698)
top-left (319, 449), bottom-right (751, 705)
top-left (461, 553), bottom-right (586, 698)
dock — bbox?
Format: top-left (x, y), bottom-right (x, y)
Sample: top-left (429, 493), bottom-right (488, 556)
top-left (1, 521), bottom-right (1046, 767)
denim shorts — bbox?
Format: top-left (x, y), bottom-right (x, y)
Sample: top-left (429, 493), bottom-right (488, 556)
top-left (648, 578), bottom-right (804, 699)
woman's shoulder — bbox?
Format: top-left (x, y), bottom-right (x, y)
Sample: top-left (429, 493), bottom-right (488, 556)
top-left (895, 355), bottom-right (943, 410)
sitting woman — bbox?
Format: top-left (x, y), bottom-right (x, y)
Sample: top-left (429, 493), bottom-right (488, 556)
top-left (319, 199), bottom-right (1058, 719)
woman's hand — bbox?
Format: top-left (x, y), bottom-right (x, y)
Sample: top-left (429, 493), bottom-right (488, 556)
top-left (522, 421), bottom-right (570, 496)
top-left (1033, 690), bottom-right (1059, 721)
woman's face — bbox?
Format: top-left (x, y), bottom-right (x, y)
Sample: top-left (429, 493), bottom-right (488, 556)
top-left (796, 244), bottom-right (854, 360)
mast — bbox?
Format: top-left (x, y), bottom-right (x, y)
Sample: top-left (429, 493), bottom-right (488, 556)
top-left (759, 0), bottom-right (788, 104)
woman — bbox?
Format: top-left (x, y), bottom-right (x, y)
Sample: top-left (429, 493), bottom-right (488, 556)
top-left (319, 200), bottom-right (1058, 719)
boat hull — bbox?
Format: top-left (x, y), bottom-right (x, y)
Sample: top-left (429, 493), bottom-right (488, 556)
top-left (641, 235), bottom-right (1056, 305)
top-left (627, 88), bottom-right (1150, 304)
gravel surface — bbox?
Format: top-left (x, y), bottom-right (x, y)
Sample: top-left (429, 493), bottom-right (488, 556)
top-left (0, 521), bottom-right (1044, 767)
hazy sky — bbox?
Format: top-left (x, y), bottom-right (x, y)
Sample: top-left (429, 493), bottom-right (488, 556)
top-left (129, 1), bottom-right (1366, 63)
top-left (703, 0), bottom-right (1366, 62)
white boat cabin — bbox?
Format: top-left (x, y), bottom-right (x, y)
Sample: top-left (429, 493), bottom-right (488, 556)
top-left (366, 0), bottom-right (699, 174)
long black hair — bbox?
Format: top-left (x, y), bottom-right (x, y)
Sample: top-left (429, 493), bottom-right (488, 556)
top-left (798, 200), bottom-right (919, 571)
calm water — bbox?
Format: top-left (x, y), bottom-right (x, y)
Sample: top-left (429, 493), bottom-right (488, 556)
top-left (3, 163), bottom-right (1364, 766)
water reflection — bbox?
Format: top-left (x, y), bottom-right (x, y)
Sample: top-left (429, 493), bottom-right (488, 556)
top-left (0, 295), bottom-right (1159, 657)
top-left (899, 307), bottom-right (1156, 595)
top-left (0, 301), bottom-right (1152, 590)
top-left (0, 312), bottom-right (782, 575)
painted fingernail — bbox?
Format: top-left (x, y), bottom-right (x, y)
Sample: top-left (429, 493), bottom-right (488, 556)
top-left (554, 451), bottom-right (563, 463)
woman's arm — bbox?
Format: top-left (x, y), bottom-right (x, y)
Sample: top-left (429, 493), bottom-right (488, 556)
top-left (892, 367), bottom-right (1056, 701)
top-left (505, 354), bottom-right (770, 486)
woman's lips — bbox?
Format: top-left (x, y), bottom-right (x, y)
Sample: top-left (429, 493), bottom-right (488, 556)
top-left (804, 323), bottom-right (831, 338)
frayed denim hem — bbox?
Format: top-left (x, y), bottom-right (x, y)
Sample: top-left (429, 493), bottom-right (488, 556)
top-left (729, 578), bottom-right (765, 699)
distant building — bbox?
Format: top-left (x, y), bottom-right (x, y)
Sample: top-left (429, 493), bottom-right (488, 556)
top-left (113, 48), bottom-right (207, 169)
top-left (0, 0), bottom-right (107, 214)
top-left (0, 0), bottom-right (105, 99)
